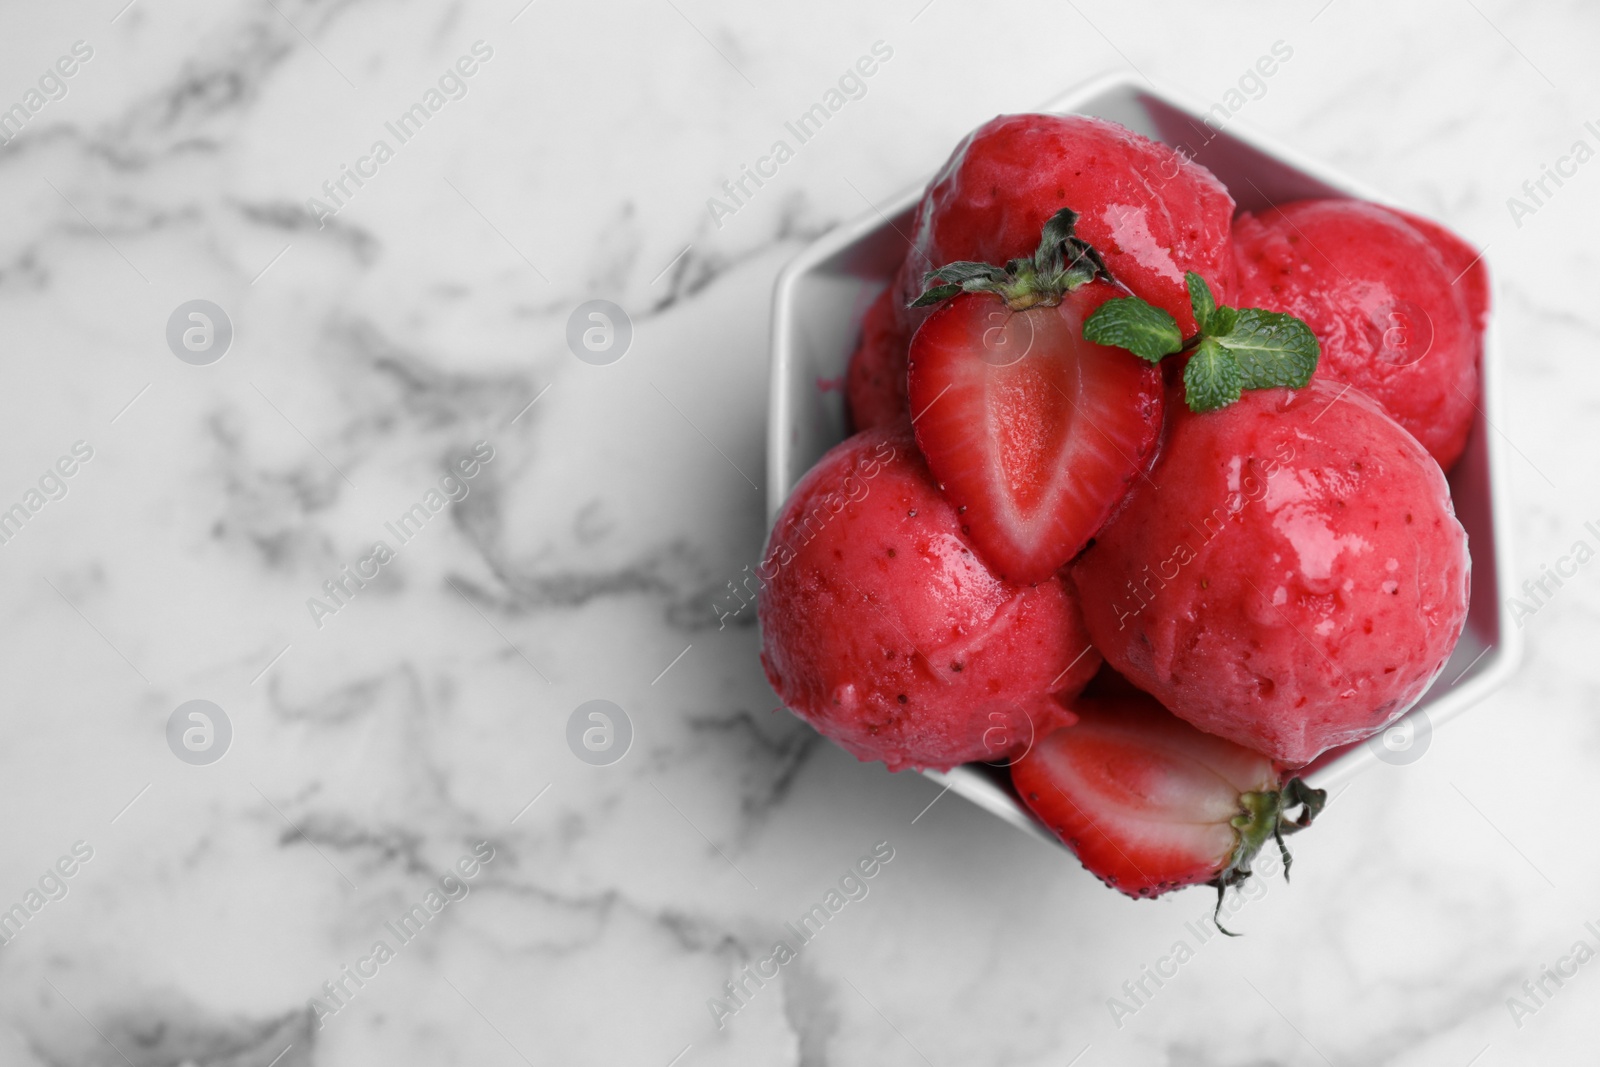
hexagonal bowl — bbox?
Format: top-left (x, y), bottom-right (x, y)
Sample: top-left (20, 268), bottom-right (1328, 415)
top-left (766, 71), bottom-right (1520, 846)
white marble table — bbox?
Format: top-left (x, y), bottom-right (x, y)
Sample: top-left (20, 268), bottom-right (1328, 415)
top-left (0, 1), bottom-right (1594, 1064)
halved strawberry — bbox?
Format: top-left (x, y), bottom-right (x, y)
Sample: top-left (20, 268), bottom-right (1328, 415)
top-left (1012, 672), bottom-right (1325, 918)
top-left (906, 209), bottom-right (1163, 584)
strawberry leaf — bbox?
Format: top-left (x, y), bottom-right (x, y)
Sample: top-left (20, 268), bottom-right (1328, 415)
top-left (909, 283), bottom-right (963, 308)
top-left (907, 208), bottom-right (1107, 313)
top-left (928, 262), bottom-right (1007, 286)
top-left (1036, 207), bottom-right (1083, 265)
top-left (1212, 308), bottom-right (1320, 389)
top-left (1186, 271), bottom-right (1216, 333)
top-left (1082, 297), bottom-right (1183, 363)
top-left (1182, 338), bottom-right (1243, 412)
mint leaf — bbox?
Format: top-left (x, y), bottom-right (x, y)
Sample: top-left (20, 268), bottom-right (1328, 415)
top-left (1183, 338), bottom-right (1243, 412)
top-left (1212, 308), bottom-right (1320, 389)
top-left (1082, 297), bottom-right (1183, 363)
top-left (1186, 271), bottom-right (1216, 333)
top-left (1072, 269), bottom-right (1318, 415)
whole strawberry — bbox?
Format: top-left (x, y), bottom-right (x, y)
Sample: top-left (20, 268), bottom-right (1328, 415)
top-left (1012, 673), bottom-right (1325, 914)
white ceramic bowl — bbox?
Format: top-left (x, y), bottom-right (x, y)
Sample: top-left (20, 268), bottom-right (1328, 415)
top-left (767, 71), bottom-right (1520, 845)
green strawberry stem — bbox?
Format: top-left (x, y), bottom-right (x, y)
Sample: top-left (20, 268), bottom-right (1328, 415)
top-left (909, 207), bottom-right (1109, 312)
top-left (1210, 776), bottom-right (1327, 936)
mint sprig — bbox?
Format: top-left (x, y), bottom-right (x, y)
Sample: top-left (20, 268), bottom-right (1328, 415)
top-left (1082, 272), bottom-right (1320, 413)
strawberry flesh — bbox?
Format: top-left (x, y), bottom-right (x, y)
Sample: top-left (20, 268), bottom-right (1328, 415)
top-left (1012, 672), bottom-right (1321, 902)
top-left (907, 284), bottom-right (1163, 584)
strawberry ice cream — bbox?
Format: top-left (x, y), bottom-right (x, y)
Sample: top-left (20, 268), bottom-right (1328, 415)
top-left (1071, 378), bottom-right (1470, 765)
top-left (758, 425), bottom-right (1099, 771)
top-left (897, 113), bottom-right (1237, 340)
top-left (1232, 199), bottom-right (1482, 469)
top-left (845, 285), bottom-right (910, 432)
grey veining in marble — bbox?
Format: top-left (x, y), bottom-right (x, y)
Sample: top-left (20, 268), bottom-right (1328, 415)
top-left (0, 1), bottom-right (1596, 1065)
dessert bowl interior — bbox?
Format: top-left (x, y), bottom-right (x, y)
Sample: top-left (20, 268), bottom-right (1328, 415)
top-left (767, 72), bottom-right (1520, 844)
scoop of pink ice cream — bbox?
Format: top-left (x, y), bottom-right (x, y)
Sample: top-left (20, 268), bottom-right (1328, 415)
top-left (758, 424), bottom-right (1099, 772)
top-left (1232, 199), bottom-right (1481, 470)
top-left (1071, 379), bottom-right (1470, 766)
top-left (894, 113), bottom-right (1237, 348)
top-left (845, 284), bottom-right (911, 432)
top-left (1388, 207), bottom-right (1490, 333)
